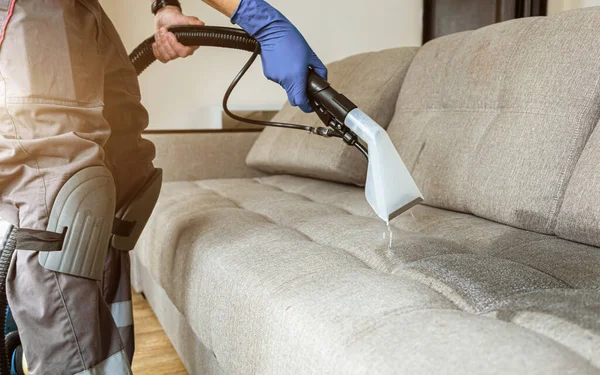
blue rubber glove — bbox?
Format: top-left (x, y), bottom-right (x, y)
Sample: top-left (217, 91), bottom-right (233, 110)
top-left (231, 0), bottom-right (328, 113)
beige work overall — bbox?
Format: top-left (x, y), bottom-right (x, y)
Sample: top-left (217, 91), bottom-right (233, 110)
top-left (0, 0), bottom-right (156, 373)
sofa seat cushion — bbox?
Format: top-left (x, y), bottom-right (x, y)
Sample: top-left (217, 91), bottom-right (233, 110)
top-left (137, 175), bottom-right (600, 374)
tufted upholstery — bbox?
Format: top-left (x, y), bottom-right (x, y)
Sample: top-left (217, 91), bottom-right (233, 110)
top-left (387, 9), bottom-right (600, 234)
top-left (136, 175), bottom-right (600, 374)
top-left (135, 8), bottom-right (600, 374)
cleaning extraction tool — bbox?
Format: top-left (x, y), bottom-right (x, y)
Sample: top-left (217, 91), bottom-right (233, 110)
top-left (130, 26), bottom-right (423, 222)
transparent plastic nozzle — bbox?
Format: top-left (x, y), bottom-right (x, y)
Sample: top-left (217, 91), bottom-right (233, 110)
top-left (345, 109), bottom-right (423, 222)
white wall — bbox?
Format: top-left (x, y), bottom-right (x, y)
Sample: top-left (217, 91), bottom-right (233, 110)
top-left (99, 0), bottom-right (423, 129)
top-left (548, 0), bottom-right (600, 14)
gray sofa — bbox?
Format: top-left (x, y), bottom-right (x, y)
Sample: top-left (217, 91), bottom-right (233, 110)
top-left (132, 8), bottom-right (600, 375)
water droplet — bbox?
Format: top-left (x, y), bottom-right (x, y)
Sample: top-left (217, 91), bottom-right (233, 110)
top-left (386, 221), bottom-right (393, 251)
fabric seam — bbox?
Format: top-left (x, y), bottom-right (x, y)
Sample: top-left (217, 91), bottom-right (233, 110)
top-left (6, 96), bottom-right (104, 108)
top-left (74, 349), bottom-right (130, 375)
top-left (464, 18), bottom-right (541, 226)
top-left (254, 178), bottom-right (357, 216)
top-left (53, 272), bottom-right (87, 371)
top-left (485, 308), bottom-right (600, 370)
top-left (74, 0), bottom-right (102, 51)
top-left (546, 58), bottom-right (600, 233)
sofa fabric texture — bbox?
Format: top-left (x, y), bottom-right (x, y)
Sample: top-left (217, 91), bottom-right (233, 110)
top-left (130, 253), bottom-right (225, 375)
top-left (137, 176), bottom-right (600, 374)
top-left (556, 124), bottom-right (600, 247)
top-left (246, 47), bottom-right (419, 186)
top-left (135, 7), bottom-right (600, 375)
top-left (146, 132), bottom-right (265, 182)
top-left (387, 8), bottom-right (600, 234)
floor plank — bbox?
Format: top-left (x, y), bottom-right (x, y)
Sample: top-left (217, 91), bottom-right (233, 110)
top-left (132, 292), bottom-right (188, 375)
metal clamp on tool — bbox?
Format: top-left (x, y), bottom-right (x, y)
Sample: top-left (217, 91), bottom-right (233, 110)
top-left (307, 67), bottom-right (366, 157)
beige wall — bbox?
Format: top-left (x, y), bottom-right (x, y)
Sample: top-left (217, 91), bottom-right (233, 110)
top-left (98, 0), bottom-right (117, 22)
top-left (548, 0), bottom-right (600, 14)
top-left (99, 0), bottom-right (423, 130)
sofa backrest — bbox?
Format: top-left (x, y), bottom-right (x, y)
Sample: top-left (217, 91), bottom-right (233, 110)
top-left (246, 47), bottom-right (418, 186)
top-left (387, 7), bottom-right (600, 235)
top-left (555, 123), bottom-right (600, 247)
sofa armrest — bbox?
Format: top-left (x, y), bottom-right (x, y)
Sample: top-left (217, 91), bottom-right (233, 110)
top-left (144, 130), bottom-right (267, 182)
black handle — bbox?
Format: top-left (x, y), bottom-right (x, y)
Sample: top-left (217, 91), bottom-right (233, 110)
top-left (307, 69), bottom-right (357, 122)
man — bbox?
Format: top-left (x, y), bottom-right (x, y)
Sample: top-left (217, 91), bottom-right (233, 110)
top-left (0, 0), bottom-right (326, 373)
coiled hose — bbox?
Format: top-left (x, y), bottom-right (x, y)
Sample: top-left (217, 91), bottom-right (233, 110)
top-left (130, 26), bottom-right (259, 75)
top-left (130, 25), bottom-right (341, 135)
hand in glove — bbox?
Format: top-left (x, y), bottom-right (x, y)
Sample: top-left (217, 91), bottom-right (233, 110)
top-left (231, 0), bottom-right (327, 112)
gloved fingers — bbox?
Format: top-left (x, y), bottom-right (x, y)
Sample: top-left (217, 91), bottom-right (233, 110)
top-left (309, 54), bottom-right (328, 80)
top-left (298, 101), bottom-right (314, 113)
top-left (288, 82), bottom-right (314, 113)
top-left (294, 57), bottom-right (327, 113)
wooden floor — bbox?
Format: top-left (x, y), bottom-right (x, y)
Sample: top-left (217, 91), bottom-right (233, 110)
top-left (132, 292), bottom-right (189, 375)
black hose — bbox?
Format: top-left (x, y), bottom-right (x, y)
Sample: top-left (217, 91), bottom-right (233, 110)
top-left (354, 142), bottom-right (368, 159)
top-left (5, 332), bottom-right (19, 372)
top-left (0, 230), bottom-right (16, 375)
top-left (129, 25), bottom-right (342, 135)
top-left (130, 26), bottom-right (259, 76)
top-left (221, 46), bottom-right (321, 133)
